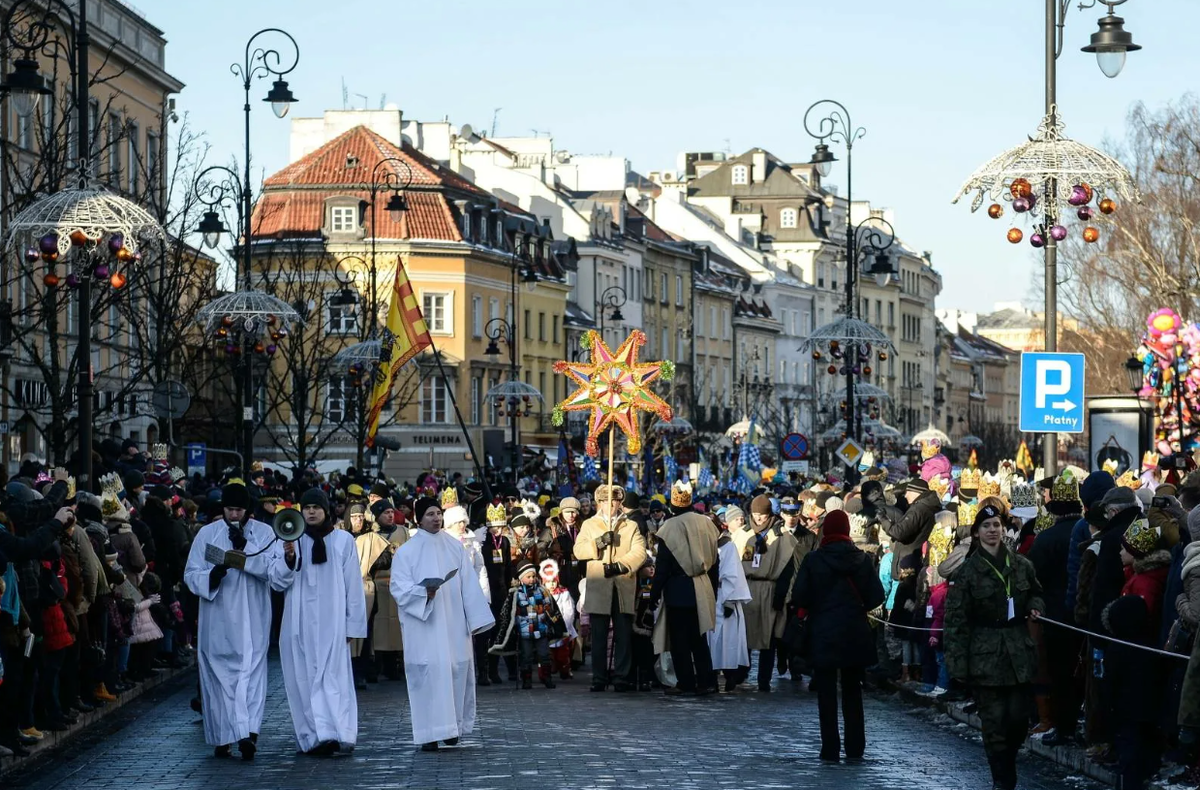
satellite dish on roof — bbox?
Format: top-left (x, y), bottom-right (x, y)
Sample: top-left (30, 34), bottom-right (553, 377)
top-left (459, 124), bottom-right (475, 140)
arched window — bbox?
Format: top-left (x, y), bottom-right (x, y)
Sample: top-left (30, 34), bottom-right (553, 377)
top-left (780, 208), bottom-right (797, 228)
top-left (731, 165), bottom-right (748, 185)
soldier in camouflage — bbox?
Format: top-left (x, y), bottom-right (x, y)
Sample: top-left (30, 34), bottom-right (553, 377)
top-left (945, 504), bottom-right (1045, 790)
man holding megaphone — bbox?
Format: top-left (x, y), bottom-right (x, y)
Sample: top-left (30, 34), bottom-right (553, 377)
top-left (269, 488), bottom-right (367, 757)
top-left (183, 482), bottom-right (275, 761)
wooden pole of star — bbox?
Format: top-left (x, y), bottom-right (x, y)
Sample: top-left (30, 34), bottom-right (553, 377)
top-left (606, 426), bottom-right (616, 565)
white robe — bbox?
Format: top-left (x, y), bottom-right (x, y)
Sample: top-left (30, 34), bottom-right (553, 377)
top-left (708, 540), bottom-right (753, 670)
top-left (390, 528), bottom-right (494, 745)
top-left (450, 528), bottom-right (490, 604)
top-left (183, 518), bottom-right (275, 746)
top-left (270, 529), bottom-right (368, 752)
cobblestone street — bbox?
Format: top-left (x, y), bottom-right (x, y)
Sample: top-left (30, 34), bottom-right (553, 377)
top-left (4, 659), bottom-right (1101, 790)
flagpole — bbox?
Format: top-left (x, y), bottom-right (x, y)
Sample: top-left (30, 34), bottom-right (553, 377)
top-left (426, 339), bottom-right (492, 501)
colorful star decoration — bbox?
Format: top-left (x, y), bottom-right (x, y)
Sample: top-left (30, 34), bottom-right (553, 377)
top-left (553, 329), bottom-right (674, 457)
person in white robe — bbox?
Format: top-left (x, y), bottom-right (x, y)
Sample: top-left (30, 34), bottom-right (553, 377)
top-left (709, 523), bottom-right (752, 692)
top-left (270, 489), bottom-right (367, 757)
top-left (390, 497), bottom-right (494, 751)
top-left (183, 482), bottom-right (274, 760)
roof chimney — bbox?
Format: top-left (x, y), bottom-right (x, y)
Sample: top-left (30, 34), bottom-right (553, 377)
top-left (751, 150), bottom-right (767, 183)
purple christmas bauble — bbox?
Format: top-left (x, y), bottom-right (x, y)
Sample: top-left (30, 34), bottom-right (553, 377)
top-left (65, 273), bottom-right (81, 289)
top-left (94, 264), bottom-right (110, 279)
top-left (225, 344), bottom-right (236, 354)
top-left (1077, 206), bottom-right (1094, 220)
top-left (25, 248), bottom-right (40, 264)
top-left (1050, 225), bottom-right (1068, 241)
top-left (1030, 233), bottom-right (1045, 248)
top-left (1013, 197), bottom-right (1031, 213)
top-left (39, 234), bottom-right (59, 254)
top-left (107, 234), bottom-right (124, 255)
top-left (266, 344), bottom-right (278, 354)
top-left (1068, 185), bottom-right (1090, 206)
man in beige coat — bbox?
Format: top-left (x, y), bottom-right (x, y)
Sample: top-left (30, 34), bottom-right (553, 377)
top-left (732, 494), bottom-right (798, 691)
top-left (574, 484), bottom-right (647, 692)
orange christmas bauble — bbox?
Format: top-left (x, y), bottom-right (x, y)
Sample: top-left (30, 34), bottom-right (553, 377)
top-left (1007, 228), bottom-right (1023, 244)
top-left (1009, 178), bottom-right (1032, 199)
top-left (1098, 198), bottom-right (1116, 215)
top-left (1082, 226), bottom-right (1100, 243)
top-left (987, 203), bottom-right (1003, 219)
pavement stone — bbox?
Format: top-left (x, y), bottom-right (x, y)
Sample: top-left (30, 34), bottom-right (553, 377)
top-left (2, 659), bottom-right (1106, 790)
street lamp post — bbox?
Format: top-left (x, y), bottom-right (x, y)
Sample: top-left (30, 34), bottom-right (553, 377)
top-left (195, 29), bottom-right (299, 466)
top-left (804, 100), bottom-right (897, 474)
top-left (598, 285), bottom-right (627, 342)
top-left (357, 157), bottom-right (413, 338)
top-left (484, 317), bottom-right (521, 485)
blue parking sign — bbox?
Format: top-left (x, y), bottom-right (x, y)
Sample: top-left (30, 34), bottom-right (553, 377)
top-left (1019, 352), bottom-right (1085, 434)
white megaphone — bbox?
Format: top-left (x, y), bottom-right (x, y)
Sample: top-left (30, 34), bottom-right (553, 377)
top-left (272, 509), bottom-right (306, 542)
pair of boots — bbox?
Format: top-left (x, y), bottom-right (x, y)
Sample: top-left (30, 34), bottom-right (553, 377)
top-left (520, 664), bottom-right (556, 690)
top-left (549, 643), bottom-right (573, 679)
top-left (987, 748), bottom-right (1018, 790)
top-left (899, 664), bottom-right (921, 684)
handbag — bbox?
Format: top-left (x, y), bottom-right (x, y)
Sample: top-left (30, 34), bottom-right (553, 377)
top-left (1166, 618), bottom-right (1196, 655)
top-left (782, 610), bottom-right (809, 655)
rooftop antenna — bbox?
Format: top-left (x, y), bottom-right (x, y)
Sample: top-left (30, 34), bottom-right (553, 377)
top-left (354, 93), bottom-right (368, 110)
top-left (379, 93), bottom-right (387, 109)
top-left (491, 107), bottom-right (501, 137)
top-left (341, 78), bottom-right (348, 110)
top-left (723, 138), bottom-right (732, 154)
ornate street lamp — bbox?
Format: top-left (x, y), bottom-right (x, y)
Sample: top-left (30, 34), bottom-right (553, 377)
top-left (1080, 1), bottom-right (1141, 78)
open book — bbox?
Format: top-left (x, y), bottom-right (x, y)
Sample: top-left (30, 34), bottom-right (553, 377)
top-left (205, 543), bottom-right (247, 571)
top-left (419, 567), bottom-right (458, 589)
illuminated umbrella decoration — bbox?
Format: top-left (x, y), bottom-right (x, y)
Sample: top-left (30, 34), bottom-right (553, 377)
top-left (552, 329), bottom-right (674, 458)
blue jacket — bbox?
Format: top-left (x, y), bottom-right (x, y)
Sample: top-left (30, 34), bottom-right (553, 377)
top-left (879, 548), bottom-right (898, 610)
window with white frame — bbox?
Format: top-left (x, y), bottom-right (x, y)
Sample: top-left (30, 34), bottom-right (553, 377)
top-left (488, 375), bottom-right (499, 425)
top-left (146, 133), bottom-right (158, 191)
top-left (471, 295), bottom-right (482, 337)
top-left (422, 292), bottom-right (451, 334)
top-left (780, 208), bottom-right (797, 228)
top-left (326, 294), bottom-right (358, 335)
top-left (731, 165), bottom-right (748, 185)
top-left (489, 297), bottom-right (499, 323)
top-left (660, 273), bottom-right (668, 304)
top-left (661, 328), bottom-right (669, 360)
top-left (108, 113), bottom-right (121, 183)
top-left (421, 376), bottom-right (450, 423)
top-left (331, 206), bottom-right (357, 233)
top-left (462, 211), bottom-right (472, 240)
top-left (696, 303), bottom-right (705, 336)
top-left (326, 377), bottom-right (349, 423)
top-left (709, 306), bottom-right (717, 339)
top-left (722, 307), bottom-right (730, 339)
top-left (675, 274), bottom-right (683, 306)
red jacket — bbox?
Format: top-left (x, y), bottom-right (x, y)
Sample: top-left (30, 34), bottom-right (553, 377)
top-left (40, 560), bottom-right (75, 653)
top-left (930, 582), bottom-right (949, 635)
top-left (1121, 549), bottom-right (1172, 628)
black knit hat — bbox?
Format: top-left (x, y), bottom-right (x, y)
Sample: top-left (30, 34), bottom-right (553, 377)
top-left (221, 482), bottom-right (252, 510)
top-left (510, 513), bottom-right (532, 531)
top-left (369, 482), bottom-right (390, 499)
top-left (299, 487), bottom-right (330, 514)
top-left (516, 561), bottom-right (536, 579)
top-left (370, 499), bottom-right (395, 518)
top-left (348, 502), bottom-right (367, 517)
top-left (413, 497), bottom-right (439, 523)
top-left (123, 470), bottom-right (145, 492)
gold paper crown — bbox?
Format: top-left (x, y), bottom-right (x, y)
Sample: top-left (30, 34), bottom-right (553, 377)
top-left (978, 472), bottom-right (1002, 500)
top-left (928, 520), bottom-right (956, 570)
top-left (1102, 458), bottom-right (1119, 477)
top-left (1143, 451), bottom-right (1160, 471)
top-left (960, 467), bottom-right (982, 491)
top-left (440, 487), bottom-right (459, 509)
top-left (486, 502), bottom-right (507, 525)
top-left (929, 475), bottom-right (951, 499)
top-left (957, 500), bottom-right (978, 529)
top-left (1123, 517), bottom-right (1159, 555)
top-left (151, 443), bottom-right (168, 461)
top-left (1051, 469), bottom-right (1081, 503)
top-left (1034, 507), bottom-right (1057, 533)
top-left (169, 467), bottom-right (185, 484)
top-left (66, 476), bottom-right (76, 499)
top-left (670, 479), bottom-right (693, 509)
top-left (99, 472), bottom-right (122, 498)
top-left (1116, 470), bottom-right (1142, 490)
top-left (250, 461), bottom-right (265, 473)
top-left (921, 440), bottom-right (941, 460)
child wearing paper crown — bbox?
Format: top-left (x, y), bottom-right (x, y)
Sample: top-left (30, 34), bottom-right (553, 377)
top-left (540, 559), bottom-right (577, 680)
top-left (489, 562), bottom-right (563, 689)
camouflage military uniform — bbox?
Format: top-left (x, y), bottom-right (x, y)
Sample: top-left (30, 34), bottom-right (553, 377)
top-left (945, 545), bottom-right (1044, 790)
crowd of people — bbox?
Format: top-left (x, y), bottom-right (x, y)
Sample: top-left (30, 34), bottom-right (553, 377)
top-left (8, 435), bottom-right (1200, 790)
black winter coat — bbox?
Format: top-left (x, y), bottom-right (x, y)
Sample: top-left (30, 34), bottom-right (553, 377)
top-left (142, 501), bottom-right (190, 588)
top-left (877, 491), bottom-right (940, 578)
top-left (1089, 505), bottom-right (1142, 633)
top-left (1028, 515), bottom-right (1078, 622)
top-left (790, 541), bottom-right (886, 669)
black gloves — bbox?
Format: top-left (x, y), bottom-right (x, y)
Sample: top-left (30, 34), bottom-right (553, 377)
top-left (209, 564), bottom-right (229, 591)
top-left (724, 605), bottom-right (735, 619)
top-left (595, 531), bottom-right (612, 551)
top-left (602, 563), bottom-right (626, 578)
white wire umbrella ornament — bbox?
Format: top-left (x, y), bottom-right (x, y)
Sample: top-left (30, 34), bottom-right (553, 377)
top-left (824, 382), bottom-right (894, 404)
top-left (952, 108), bottom-right (1139, 249)
top-left (911, 425), bottom-right (951, 446)
top-left (801, 316), bottom-right (896, 354)
top-left (959, 434), bottom-right (985, 449)
top-left (652, 416), bottom-right (694, 436)
top-left (332, 339), bottom-right (382, 367)
top-left (4, 187), bottom-right (165, 256)
top-left (196, 290), bottom-right (303, 333)
top-left (486, 380), bottom-right (544, 419)
top-left (821, 419), bottom-right (895, 444)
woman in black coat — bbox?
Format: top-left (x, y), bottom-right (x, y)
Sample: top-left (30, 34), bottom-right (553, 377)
top-left (790, 510), bottom-right (886, 762)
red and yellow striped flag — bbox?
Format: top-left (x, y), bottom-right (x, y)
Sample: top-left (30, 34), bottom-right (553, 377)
top-left (1015, 440), bottom-right (1034, 476)
top-left (365, 258), bottom-right (432, 447)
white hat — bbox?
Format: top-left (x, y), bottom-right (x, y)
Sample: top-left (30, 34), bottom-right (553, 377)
top-left (443, 505), bottom-right (468, 529)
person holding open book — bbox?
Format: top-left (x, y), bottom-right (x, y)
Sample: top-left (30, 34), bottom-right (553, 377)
top-left (389, 497), bottom-right (494, 752)
top-left (183, 482), bottom-right (274, 761)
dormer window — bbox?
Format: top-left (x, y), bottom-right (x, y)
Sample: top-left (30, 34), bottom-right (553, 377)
top-left (462, 210), bottom-right (472, 240)
top-left (780, 208), bottom-right (798, 229)
top-left (731, 165), bottom-right (748, 185)
top-left (331, 206), bottom-right (357, 233)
